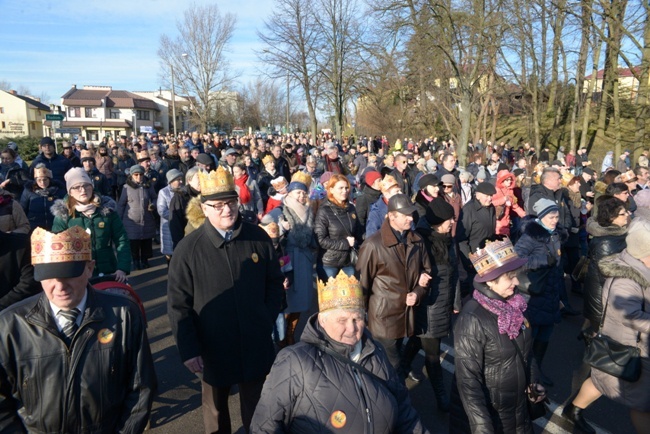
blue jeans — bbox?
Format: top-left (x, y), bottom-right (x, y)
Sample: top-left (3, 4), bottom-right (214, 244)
top-left (320, 265), bottom-right (355, 281)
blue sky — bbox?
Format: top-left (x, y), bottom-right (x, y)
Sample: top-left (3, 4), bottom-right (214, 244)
top-left (0, 0), bottom-right (274, 104)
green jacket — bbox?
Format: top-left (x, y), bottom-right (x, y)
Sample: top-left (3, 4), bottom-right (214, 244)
top-left (51, 196), bottom-right (131, 275)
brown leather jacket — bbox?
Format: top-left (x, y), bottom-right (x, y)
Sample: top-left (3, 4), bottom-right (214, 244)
top-left (357, 219), bottom-right (431, 339)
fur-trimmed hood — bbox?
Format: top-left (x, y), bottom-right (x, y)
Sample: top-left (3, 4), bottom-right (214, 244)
top-left (519, 216), bottom-right (569, 243)
top-left (185, 196), bottom-right (205, 232)
top-left (599, 250), bottom-right (650, 288)
top-left (586, 216), bottom-right (628, 237)
top-left (50, 195), bottom-right (117, 219)
top-left (594, 180), bottom-right (608, 195)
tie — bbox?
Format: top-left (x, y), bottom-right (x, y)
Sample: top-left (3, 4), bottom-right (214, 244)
top-left (58, 308), bottom-right (81, 343)
top-left (225, 231), bottom-right (233, 242)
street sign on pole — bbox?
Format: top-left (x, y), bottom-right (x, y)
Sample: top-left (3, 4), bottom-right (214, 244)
top-left (56, 128), bottom-right (81, 134)
top-left (46, 114), bottom-right (64, 121)
top-left (51, 121), bottom-right (61, 129)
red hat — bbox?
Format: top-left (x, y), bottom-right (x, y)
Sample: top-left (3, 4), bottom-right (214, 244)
top-left (365, 171), bottom-right (382, 187)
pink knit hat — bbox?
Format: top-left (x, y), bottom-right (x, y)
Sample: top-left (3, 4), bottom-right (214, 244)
top-left (64, 167), bottom-right (92, 192)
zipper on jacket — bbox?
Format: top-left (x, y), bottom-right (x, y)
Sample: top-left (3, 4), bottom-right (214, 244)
top-left (352, 367), bottom-right (372, 433)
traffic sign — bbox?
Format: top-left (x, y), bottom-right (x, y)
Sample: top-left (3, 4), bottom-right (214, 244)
top-left (56, 128), bottom-right (81, 134)
top-left (46, 114), bottom-right (65, 121)
top-left (51, 121), bottom-right (61, 129)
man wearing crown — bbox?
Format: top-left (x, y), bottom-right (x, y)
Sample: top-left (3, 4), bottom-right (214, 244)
top-left (251, 271), bottom-right (429, 433)
top-left (168, 165), bottom-right (285, 434)
top-left (0, 226), bottom-right (156, 432)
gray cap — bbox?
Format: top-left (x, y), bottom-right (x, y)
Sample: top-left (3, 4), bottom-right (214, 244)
top-left (75, 138), bottom-right (86, 146)
top-left (166, 169), bottom-right (183, 183)
top-left (6, 141), bottom-right (17, 151)
top-left (475, 182), bottom-right (496, 196)
top-left (224, 148), bottom-right (238, 156)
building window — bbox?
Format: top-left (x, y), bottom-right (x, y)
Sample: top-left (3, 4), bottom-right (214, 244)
top-left (1, 121), bottom-right (5, 128)
top-left (136, 110), bottom-right (150, 121)
top-left (31, 122), bottom-right (35, 130)
top-left (0, 107), bottom-right (4, 114)
top-left (68, 107), bottom-right (81, 118)
top-left (109, 109), bottom-right (120, 119)
top-left (85, 107), bottom-right (94, 118)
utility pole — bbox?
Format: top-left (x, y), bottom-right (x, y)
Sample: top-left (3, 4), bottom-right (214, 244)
top-left (171, 63), bottom-right (177, 137)
top-left (286, 73), bottom-right (290, 134)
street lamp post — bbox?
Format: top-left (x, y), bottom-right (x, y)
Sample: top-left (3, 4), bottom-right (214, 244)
top-left (100, 98), bottom-right (105, 140)
top-left (171, 64), bottom-right (177, 137)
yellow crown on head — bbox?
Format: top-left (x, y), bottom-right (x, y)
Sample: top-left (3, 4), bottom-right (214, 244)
top-left (291, 171), bottom-right (312, 188)
top-left (33, 165), bottom-right (52, 179)
top-left (317, 271), bottom-right (365, 312)
top-left (262, 154), bottom-right (275, 166)
top-left (381, 174), bottom-right (399, 193)
top-left (469, 238), bottom-right (519, 278)
top-left (31, 226), bottom-right (92, 265)
top-left (198, 166), bottom-right (235, 197)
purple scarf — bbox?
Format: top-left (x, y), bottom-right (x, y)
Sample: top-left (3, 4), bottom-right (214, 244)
top-left (473, 289), bottom-right (527, 339)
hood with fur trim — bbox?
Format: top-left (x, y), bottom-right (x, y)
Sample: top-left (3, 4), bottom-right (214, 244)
top-left (50, 195), bottom-right (117, 219)
top-left (519, 215), bottom-right (569, 243)
top-left (496, 170), bottom-right (515, 189)
top-left (594, 180), bottom-right (608, 195)
top-left (586, 216), bottom-right (628, 238)
top-left (185, 196), bottom-right (205, 233)
top-left (599, 251), bottom-right (650, 289)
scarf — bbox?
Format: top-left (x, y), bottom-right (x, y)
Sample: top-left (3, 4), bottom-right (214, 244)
top-left (0, 195), bottom-right (11, 206)
top-left (284, 195), bottom-right (309, 223)
top-left (235, 174), bottom-right (251, 204)
top-left (473, 289), bottom-right (527, 339)
top-left (75, 202), bottom-right (98, 216)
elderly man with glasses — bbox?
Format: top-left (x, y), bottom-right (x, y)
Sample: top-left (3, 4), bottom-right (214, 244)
top-left (168, 166), bottom-right (284, 434)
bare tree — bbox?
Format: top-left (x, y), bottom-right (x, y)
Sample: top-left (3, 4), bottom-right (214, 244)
top-left (258, 0), bottom-right (322, 141)
top-left (158, 3), bottom-right (236, 132)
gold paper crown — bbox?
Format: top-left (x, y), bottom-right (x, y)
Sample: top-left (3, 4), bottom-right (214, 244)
top-left (621, 170), bottom-right (637, 183)
top-left (31, 226), bottom-right (92, 265)
top-left (80, 149), bottom-right (94, 160)
top-left (136, 151), bottom-right (150, 161)
top-left (33, 165), bottom-right (52, 179)
top-left (317, 271), bottom-right (365, 312)
top-left (381, 174), bottom-right (399, 193)
top-left (469, 238), bottom-right (520, 278)
top-left (291, 171), bottom-right (312, 187)
top-left (561, 172), bottom-right (574, 187)
top-left (270, 176), bottom-right (288, 189)
top-left (262, 154), bottom-right (275, 166)
top-left (198, 166), bottom-right (235, 197)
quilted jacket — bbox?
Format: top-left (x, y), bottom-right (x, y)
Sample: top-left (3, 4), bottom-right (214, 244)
top-left (250, 314), bottom-right (429, 434)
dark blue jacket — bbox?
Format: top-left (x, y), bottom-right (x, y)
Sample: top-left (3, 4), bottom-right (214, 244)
top-left (514, 218), bottom-right (567, 326)
top-left (366, 196), bottom-right (388, 238)
top-left (19, 180), bottom-right (66, 230)
top-left (29, 153), bottom-right (72, 184)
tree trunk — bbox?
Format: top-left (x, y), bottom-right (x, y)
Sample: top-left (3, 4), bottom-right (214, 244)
top-left (580, 20), bottom-right (605, 151)
top-left (546, 0), bottom-right (567, 117)
top-left (570, 0), bottom-right (592, 152)
top-left (458, 90), bottom-right (472, 167)
top-left (634, 2), bottom-right (650, 161)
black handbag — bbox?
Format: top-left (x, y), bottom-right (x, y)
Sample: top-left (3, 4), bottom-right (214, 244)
top-left (511, 339), bottom-right (549, 421)
top-left (583, 280), bottom-right (643, 382)
top-left (571, 256), bottom-right (590, 283)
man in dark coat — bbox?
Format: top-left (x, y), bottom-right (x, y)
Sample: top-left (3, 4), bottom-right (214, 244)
top-left (390, 153), bottom-right (414, 198)
top-left (354, 171), bottom-right (382, 229)
top-left (0, 231), bottom-right (40, 310)
top-left (29, 137), bottom-right (72, 184)
top-left (0, 226), bottom-right (155, 432)
top-left (457, 182), bottom-right (497, 298)
top-left (169, 167), bottom-right (201, 249)
top-left (61, 142), bottom-right (82, 168)
top-left (357, 194), bottom-right (432, 373)
top-left (80, 150), bottom-right (110, 197)
top-left (168, 166), bottom-right (285, 434)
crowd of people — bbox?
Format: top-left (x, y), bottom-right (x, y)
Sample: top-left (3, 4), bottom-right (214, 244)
top-left (1, 129), bottom-right (650, 433)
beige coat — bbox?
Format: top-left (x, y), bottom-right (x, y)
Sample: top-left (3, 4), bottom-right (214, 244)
top-left (592, 250), bottom-right (650, 411)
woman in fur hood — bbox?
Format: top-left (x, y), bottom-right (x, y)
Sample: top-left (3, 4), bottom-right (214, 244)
top-left (51, 167), bottom-right (131, 282)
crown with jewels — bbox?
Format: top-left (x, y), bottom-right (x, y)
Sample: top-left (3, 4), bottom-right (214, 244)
top-left (291, 171), bottom-right (312, 188)
top-left (136, 151), bottom-right (151, 161)
top-left (198, 166), bottom-right (236, 199)
top-left (31, 226), bottom-right (92, 265)
top-left (469, 238), bottom-right (520, 278)
top-left (317, 271), bottom-right (365, 312)
top-left (380, 174), bottom-right (399, 193)
top-left (33, 165), bottom-right (52, 179)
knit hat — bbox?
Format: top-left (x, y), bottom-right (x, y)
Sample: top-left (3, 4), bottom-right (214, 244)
top-left (64, 167), bottom-right (92, 192)
top-left (533, 198), bottom-right (559, 219)
top-left (129, 165), bottom-right (145, 175)
top-left (40, 137), bottom-right (55, 147)
top-left (513, 168), bottom-right (525, 178)
top-left (425, 199), bottom-right (455, 226)
top-left (319, 171), bottom-right (334, 187)
top-left (459, 171), bottom-right (473, 183)
top-left (626, 219), bottom-right (650, 259)
top-left (477, 166), bottom-right (487, 181)
top-left (440, 174), bottom-right (455, 185)
top-left (365, 171), bottom-right (382, 187)
top-left (287, 181), bottom-right (308, 193)
top-left (166, 169), bottom-right (183, 184)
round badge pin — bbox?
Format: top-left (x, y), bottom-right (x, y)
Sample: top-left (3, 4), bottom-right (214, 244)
top-left (98, 328), bottom-right (114, 344)
top-left (330, 410), bottom-right (346, 428)
top-left (252, 253), bottom-right (259, 263)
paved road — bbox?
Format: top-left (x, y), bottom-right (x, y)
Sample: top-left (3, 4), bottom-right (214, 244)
top-left (129, 249), bottom-right (630, 434)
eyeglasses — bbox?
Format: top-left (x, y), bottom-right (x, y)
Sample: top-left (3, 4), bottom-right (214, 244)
top-left (204, 199), bottom-right (238, 213)
top-left (70, 183), bottom-right (92, 192)
top-left (443, 185), bottom-right (454, 189)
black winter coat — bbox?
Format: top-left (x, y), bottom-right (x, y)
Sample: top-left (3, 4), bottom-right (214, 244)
top-left (314, 199), bottom-right (362, 268)
top-left (29, 153), bottom-right (72, 184)
top-left (457, 199), bottom-right (496, 259)
top-left (169, 185), bottom-right (200, 249)
top-left (167, 217), bottom-right (285, 387)
top-left (450, 285), bottom-right (536, 434)
top-left (250, 314), bottom-right (429, 434)
top-left (583, 217), bottom-right (627, 326)
top-left (0, 231), bottom-right (40, 310)
top-left (19, 180), bottom-right (66, 230)
top-left (355, 184), bottom-right (382, 228)
top-left (414, 219), bottom-right (458, 338)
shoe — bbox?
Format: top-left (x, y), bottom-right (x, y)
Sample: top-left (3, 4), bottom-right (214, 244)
top-left (562, 403), bottom-right (596, 433)
top-left (407, 370), bottom-right (424, 383)
top-left (561, 306), bottom-right (581, 316)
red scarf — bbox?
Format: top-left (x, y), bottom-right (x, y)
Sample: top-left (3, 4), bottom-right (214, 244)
top-left (235, 174), bottom-right (251, 204)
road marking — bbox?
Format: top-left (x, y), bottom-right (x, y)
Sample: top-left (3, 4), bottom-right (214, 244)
top-left (423, 342), bottom-right (612, 434)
